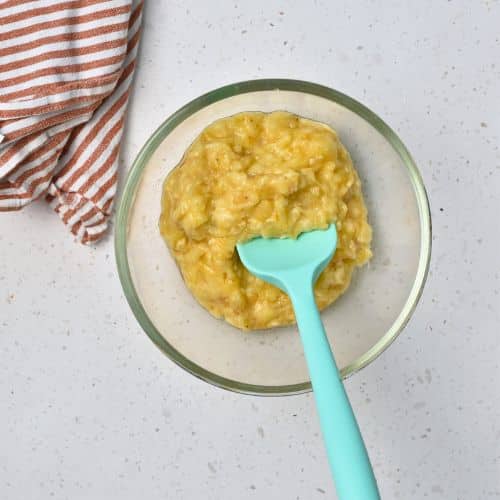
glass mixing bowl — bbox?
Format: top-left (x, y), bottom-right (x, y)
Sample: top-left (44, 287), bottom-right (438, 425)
top-left (115, 79), bottom-right (431, 395)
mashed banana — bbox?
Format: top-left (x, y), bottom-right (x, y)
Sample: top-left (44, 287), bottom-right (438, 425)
top-left (159, 111), bottom-right (372, 330)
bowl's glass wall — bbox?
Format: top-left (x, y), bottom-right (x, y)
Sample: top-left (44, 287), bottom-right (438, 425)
top-left (119, 84), bottom-right (430, 394)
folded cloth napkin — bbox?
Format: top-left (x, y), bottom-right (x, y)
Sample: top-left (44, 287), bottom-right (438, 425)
top-left (0, 0), bottom-right (143, 244)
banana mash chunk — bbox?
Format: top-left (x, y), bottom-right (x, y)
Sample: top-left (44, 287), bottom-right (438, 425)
top-left (159, 111), bottom-right (372, 330)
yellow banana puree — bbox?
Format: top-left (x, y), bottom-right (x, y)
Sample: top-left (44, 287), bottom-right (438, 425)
top-left (159, 111), bottom-right (372, 330)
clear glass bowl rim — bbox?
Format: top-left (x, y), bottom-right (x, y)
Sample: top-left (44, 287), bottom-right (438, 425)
top-left (114, 79), bottom-right (432, 396)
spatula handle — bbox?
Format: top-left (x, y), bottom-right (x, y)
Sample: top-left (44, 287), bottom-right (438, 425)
top-left (289, 283), bottom-right (380, 500)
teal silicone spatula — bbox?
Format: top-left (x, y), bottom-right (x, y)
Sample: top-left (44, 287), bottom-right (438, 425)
top-left (237, 225), bottom-right (380, 500)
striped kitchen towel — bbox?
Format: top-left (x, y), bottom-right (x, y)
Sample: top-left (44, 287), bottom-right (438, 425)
top-left (0, 0), bottom-right (143, 244)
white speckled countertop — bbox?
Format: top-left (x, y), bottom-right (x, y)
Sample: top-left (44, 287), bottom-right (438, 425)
top-left (1, 1), bottom-right (499, 499)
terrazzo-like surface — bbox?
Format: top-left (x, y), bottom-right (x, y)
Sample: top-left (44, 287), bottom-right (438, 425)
top-left (1, 1), bottom-right (499, 498)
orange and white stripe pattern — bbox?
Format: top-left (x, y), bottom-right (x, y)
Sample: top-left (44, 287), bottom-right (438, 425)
top-left (0, 0), bottom-right (143, 244)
